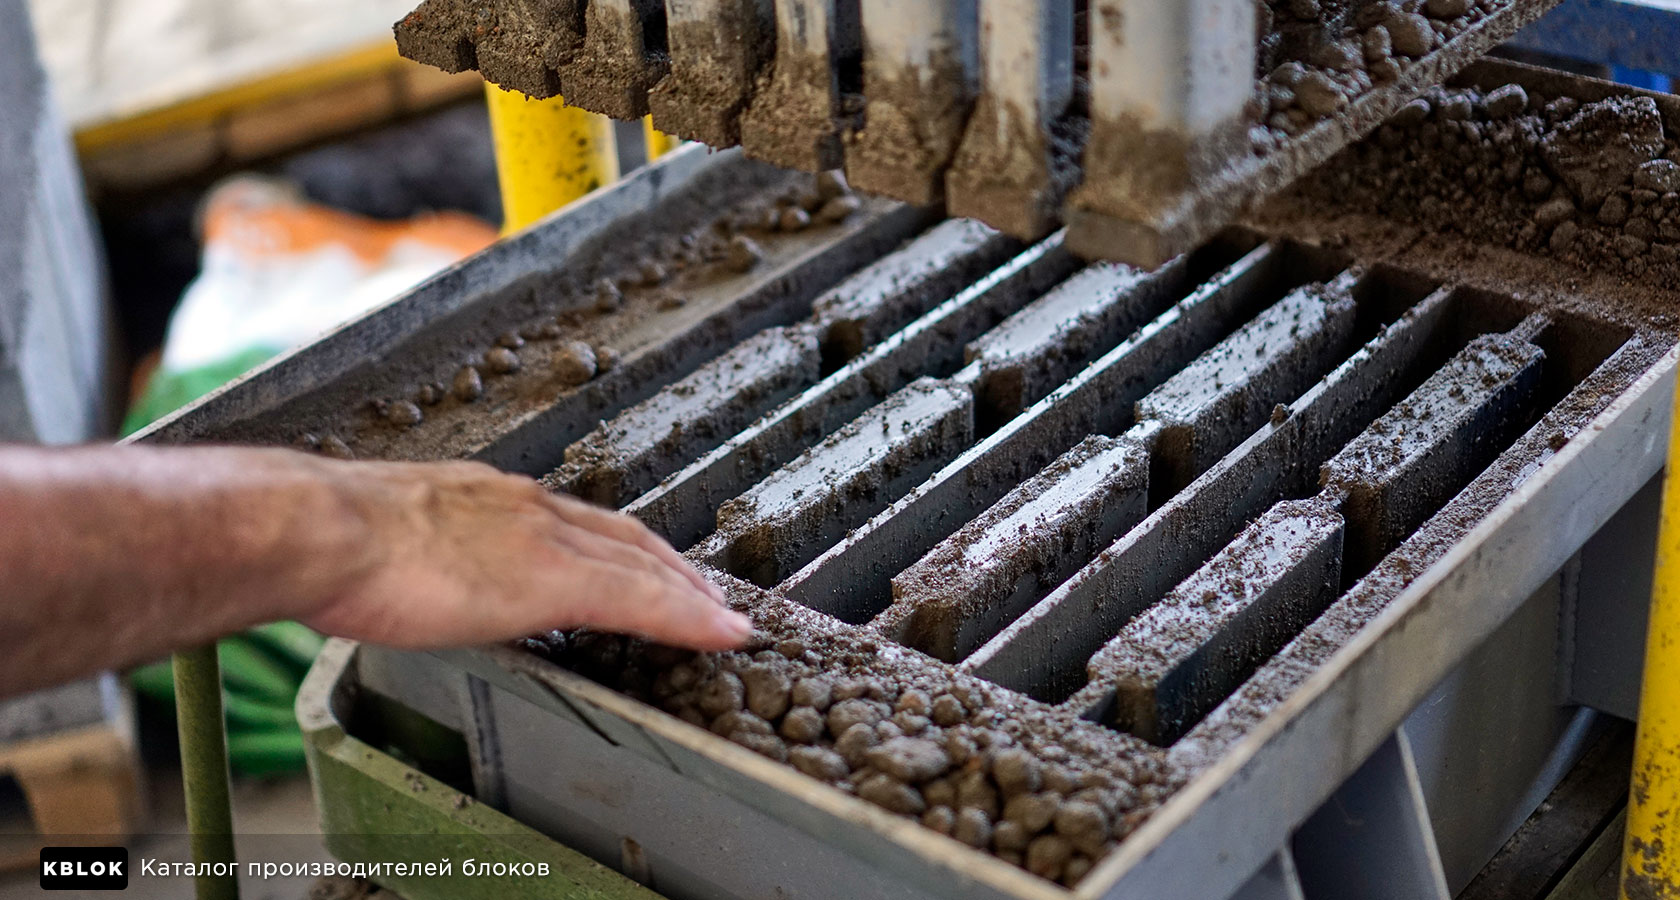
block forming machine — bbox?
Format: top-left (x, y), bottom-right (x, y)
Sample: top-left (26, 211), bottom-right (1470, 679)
top-left (135, 2), bottom-right (1680, 900)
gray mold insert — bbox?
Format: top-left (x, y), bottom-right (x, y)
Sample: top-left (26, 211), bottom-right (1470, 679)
top-left (1322, 331), bottom-right (1546, 576)
top-left (878, 434), bottom-right (1149, 662)
top-left (1137, 277), bottom-right (1358, 497)
top-left (812, 218), bottom-right (1017, 361)
top-left (738, 0), bottom-right (861, 171)
top-left (709, 377), bottom-right (975, 586)
top-left (651, 0), bottom-right (774, 145)
top-left (558, 0), bottom-right (669, 119)
top-left (1097, 498), bottom-right (1346, 746)
top-left (549, 325), bottom-right (822, 507)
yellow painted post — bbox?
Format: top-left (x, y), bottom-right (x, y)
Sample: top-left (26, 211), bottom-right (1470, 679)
top-left (485, 84), bottom-right (618, 234)
top-left (643, 116), bottom-right (680, 160)
top-left (1623, 383), bottom-right (1680, 899)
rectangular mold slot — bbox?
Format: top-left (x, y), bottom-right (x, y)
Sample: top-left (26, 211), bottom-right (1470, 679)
top-left (963, 284), bottom-right (1475, 704)
top-left (782, 235), bottom-right (1323, 624)
top-left (1136, 272), bottom-right (1361, 504)
top-left (1092, 498), bottom-right (1346, 746)
top-left (811, 219), bottom-right (1024, 370)
top-left (876, 435), bottom-right (1151, 662)
top-left (546, 325), bottom-right (824, 507)
top-left (629, 234), bottom-right (1079, 548)
top-left (701, 377), bottom-right (977, 587)
top-left (1322, 321), bottom-right (1550, 580)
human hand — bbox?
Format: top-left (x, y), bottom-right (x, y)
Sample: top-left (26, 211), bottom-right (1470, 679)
top-left (298, 459), bottom-right (750, 652)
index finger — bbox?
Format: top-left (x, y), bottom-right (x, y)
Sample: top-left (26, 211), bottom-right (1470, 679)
top-left (540, 492), bottom-right (727, 603)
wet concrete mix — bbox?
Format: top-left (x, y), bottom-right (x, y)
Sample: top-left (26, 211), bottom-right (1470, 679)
top-left (520, 579), bottom-right (1181, 888)
top-left (1286, 79), bottom-right (1680, 287)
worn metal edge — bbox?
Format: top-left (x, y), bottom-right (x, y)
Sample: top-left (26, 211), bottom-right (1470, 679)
top-left (127, 142), bottom-right (726, 446)
top-left (438, 644), bottom-right (1071, 900)
top-left (299, 640), bottom-right (663, 900)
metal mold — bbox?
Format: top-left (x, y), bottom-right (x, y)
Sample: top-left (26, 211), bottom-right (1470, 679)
top-left (150, 128), bottom-right (1679, 899)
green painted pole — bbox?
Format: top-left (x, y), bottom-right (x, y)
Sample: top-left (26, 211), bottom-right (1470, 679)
top-left (173, 645), bottom-right (239, 900)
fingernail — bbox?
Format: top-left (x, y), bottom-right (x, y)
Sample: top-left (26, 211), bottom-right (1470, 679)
top-left (716, 609), bottom-right (754, 642)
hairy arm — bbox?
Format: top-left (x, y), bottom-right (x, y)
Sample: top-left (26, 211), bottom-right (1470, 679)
top-left (0, 444), bottom-right (748, 697)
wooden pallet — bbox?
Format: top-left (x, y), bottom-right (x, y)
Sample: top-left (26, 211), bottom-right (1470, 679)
top-left (0, 701), bottom-right (143, 870)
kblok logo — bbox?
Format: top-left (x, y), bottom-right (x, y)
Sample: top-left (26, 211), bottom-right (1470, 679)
top-left (40, 847), bottom-right (128, 890)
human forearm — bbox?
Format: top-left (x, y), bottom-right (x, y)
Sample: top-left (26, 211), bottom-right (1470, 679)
top-left (0, 445), bottom-right (373, 693)
top-left (0, 444), bottom-right (745, 698)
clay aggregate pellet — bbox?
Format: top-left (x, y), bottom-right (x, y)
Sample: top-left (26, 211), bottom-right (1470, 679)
top-left (485, 347), bottom-right (522, 375)
top-left (452, 366), bottom-right (484, 402)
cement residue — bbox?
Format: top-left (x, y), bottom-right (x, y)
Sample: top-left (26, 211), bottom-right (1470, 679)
top-left (1293, 80), bottom-right (1680, 288)
top-left (522, 575), bottom-right (1182, 887)
top-left (740, 53), bottom-right (850, 172)
top-left (649, 12), bottom-right (770, 146)
top-left (474, 0), bottom-right (585, 98)
top-left (557, 0), bottom-right (669, 119)
top-left (946, 95), bottom-right (1086, 241)
top-left (393, 0), bottom-right (479, 73)
top-left (394, 0), bottom-right (582, 97)
top-left (845, 52), bottom-right (975, 206)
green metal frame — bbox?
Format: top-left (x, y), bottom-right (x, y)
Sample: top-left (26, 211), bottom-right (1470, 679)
top-left (298, 641), bottom-right (661, 900)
